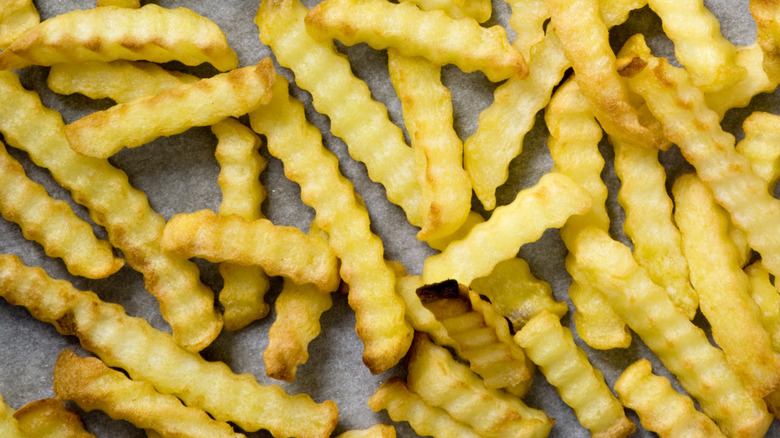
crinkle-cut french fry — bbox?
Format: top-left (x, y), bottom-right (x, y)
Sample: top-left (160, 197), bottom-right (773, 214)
top-left (506, 0), bottom-right (549, 60)
top-left (422, 172), bottom-right (591, 286)
top-left (255, 0), bottom-right (423, 228)
top-left (0, 0), bottom-right (39, 50)
top-left (406, 335), bottom-right (553, 438)
top-left (426, 210), bottom-right (483, 252)
top-left (47, 61), bottom-right (198, 103)
top-left (705, 44), bottom-right (777, 119)
top-left (673, 173), bottom-right (780, 398)
top-left (13, 398), bottom-right (96, 438)
top-left (0, 254), bottom-right (339, 438)
top-left (470, 257), bottom-right (568, 330)
top-left (402, 0), bottom-right (491, 22)
top-left (570, 226), bottom-right (773, 438)
top-left (0, 393), bottom-right (26, 438)
top-left (0, 70), bottom-right (221, 352)
top-left (368, 377), bottom-right (482, 438)
top-left (737, 111), bottom-right (780, 190)
top-left (161, 209), bottom-right (340, 293)
top-left (619, 47), bottom-right (780, 290)
top-left (544, 0), bottom-right (666, 151)
top-left (249, 76), bottom-right (411, 375)
top-left (0, 141), bottom-right (123, 279)
top-left (304, 0), bottom-right (526, 82)
top-left (53, 350), bottom-right (245, 438)
top-left (213, 118), bottom-right (271, 331)
top-left (612, 138), bottom-right (698, 319)
top-left (516, 311), bottom-right (636, 438)
top-left (264, 277), bottom-right (333, 382)
top-left (548, 76), bottom-right (631, 350)
top-left (335, 424), bottom-right (396, 438)
top-left (0, 4), bottom-right (237, 71)
top-left (387, 48), bottom-right (471, 241)
top-left (647, 0), bottom-right (745, 92)
top-left (744, 261), bottom-right (780, 352)
top-left (65, 60), bottom-right (276, 159)
top-left (614, 359), bottom-right (726, 438)
top-left (96, 0), bottom-right (140, 7)
top-left (750, 0), bottom-right (780, 83)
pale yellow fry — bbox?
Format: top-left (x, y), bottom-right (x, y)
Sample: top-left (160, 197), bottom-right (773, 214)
top-left (614, 359), bottom-right (726, 438)
top-left (470, 257), bottom-right (569, 330)
top-left (705, 44), bottom-right (777, 118)
top-left (0, 4), bottom-right (237, 71)
top-left (0, 254), bottom-right (339, 438)
top-left (387, 48), bottom-right (471, 241)
top-left (368, 377), bottom-right (482, 438)
top-left (335, 424), bottom-right (396, 438)
top-left (47, 60), bottom-right (199, 103)
top-left (423, 172), bottom-right (591, 285)
top-left (401, 0), bottom-right (491, 22)
top-left (647, 0), bottom-right (744, 92)
top-left (612, 138), bottom-right (698, 319)
top-left (13, 399), bottom-right (95, 438)
top-left (53, 350), bottom-right (245, 438)
top-left (737, 111), bottom-right (780, 189)
top-left (0, 0), bottom-right (39, 50)
top-left (426, 210), bottom-right (483, 252)
top-left (0, 70), bottom-right (221, 352)
top-left (264, 277), bottom-right (333, 382)
top-left (0, 393), bottom-right (26, 438)
top-left (65, 60), bottom-right (276, 159)
top-left (249, 75), bottom-right (412, 374)
top-left (744, 261), bottom-right (780, 352)
top-left (673, 173), bottom-right (780, 398)
top-left (516, 311), bottom-right (636, 438)
top-left (305, 0), bottom-right (526, 82)
top-left (750, 0), bottom-right (780, 83)
top-left (162, 209), bottom-right (340, 293)
top-left (620, 50), bottom-right (780, 289)
top-left (255, 0), bottom-right (423, 227)
top-left (570, 226), bottom-right (772, 438)
top-left (406, 335), bottom-right (553, 438)
top-left (96, 0), bottom-right (140, 7)
top-left (0, 141), bottom-right (123, 279)
top-left (506, 0), bottom-right (549, 60)
top-left (213, 118), bottom-right (271, 331)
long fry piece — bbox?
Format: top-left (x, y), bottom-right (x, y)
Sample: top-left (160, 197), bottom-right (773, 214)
top-left (0, 254), bottom-right (339, 438)
top-left (13, 398), bottom-right (95, 438)
top-left (0, 69), bottom-right (221, 352)
top-left (0, 0), bottom-right (39, 50)
top-left (0, 4), bottom-right (237, 71)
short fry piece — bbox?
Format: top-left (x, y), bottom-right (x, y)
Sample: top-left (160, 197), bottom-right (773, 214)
top-left (0, 4), bottom-right (237, 71)
top-left (0, 0), bottom-right (39, 50)
top-left (305, 0), bottom-right (526, 82)
top-left (704, 44), bottom-right (777, 118)
top-left (515, 311), bottom-right (635, 438)
top-left (0, 141), bottom-right (123, 279)
top-left (614, 359), bottom-right (726, 438)
top-left (13, 398), bottom-right (95, 438)
top-left (335, 424), bottom-right (396, 438)
top-left (65, 60), bottom-right (276, 159)
top-left (161, 209), bottom-right (340, 293)
top-left (0, 393), bottom-right (26, 438)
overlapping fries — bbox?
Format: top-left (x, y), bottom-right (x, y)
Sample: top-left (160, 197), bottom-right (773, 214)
top-left (2, 0), bottom-right (780, 437)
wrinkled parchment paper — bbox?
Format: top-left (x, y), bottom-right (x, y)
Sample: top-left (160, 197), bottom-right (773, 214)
top-left (0, 0), bottom-right (777, 436)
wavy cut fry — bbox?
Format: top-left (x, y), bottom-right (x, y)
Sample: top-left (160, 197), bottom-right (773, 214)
top-left (744, 261), bottom-right (780, 352)
top-left (13, 398), bottom-right (96, 438)
top-left (305, 0), bottom-right (526, 82)
top-left (705, 44), bottom-right (777, 118)
top-left (737, 111), bottom-right (780, 189)
top-left (0, 4), bottom-right (237, 71)
top-left (750, 0), bottom-right (780, 83)
top-left (0, 0), bottom-right (39, 50)
top-left (0, 254), bottom-right (339, 438)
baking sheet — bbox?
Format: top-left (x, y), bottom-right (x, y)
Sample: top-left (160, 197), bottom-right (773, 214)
top-left (0, 0), bottom-right (777, 436)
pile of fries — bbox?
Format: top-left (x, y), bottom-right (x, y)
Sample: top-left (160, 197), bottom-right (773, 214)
top-left (1, 0), bottom-right (780, 437)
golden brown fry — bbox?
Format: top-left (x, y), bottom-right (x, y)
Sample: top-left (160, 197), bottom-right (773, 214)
top-left (0, 254), bottom-right (339, 438)
top-left (0, 0), bottom-right (39, 50)
top-left (0, 141), bottom-right (123, 279)
top-left (305, 0), bottom-right (526, 82)
top-left (65, 60), bottom-right (276, 159)
top-left (0, 69), bottom-right (221, 352)
top-left (614, 359), bottom-right (726, 438)
top-left (0, 4), bottom-right (237, 71)
top-left (402, 0), bottom-right (491, 22)
top-left (516, 311), bottom-right (636, 438)
top-left (750, 0), bottom-right (780, 83)
top-left (13, 398), bottom-right (95, 438)
top-left (53, 350), bottom-right (245, 438)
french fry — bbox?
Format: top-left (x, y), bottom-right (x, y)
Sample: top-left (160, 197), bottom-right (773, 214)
top-left (65, 60), bottom-right (276, 159)
top-left (737, 111), bottom-right (780, 190)
top-left (13, 398), bottom-right (96, 438)
top-left (249, 75), bottom-right (412, 374)
top-left (0, 393), bottom-right (25, 438)
top-left (744, 261), bottom-right (780, 352)
top-left (750, 0), bottom-right (780, 83)
top-left (506, 0), bottom-right (550, 60)
top-left (570, 226), bottom-right (772, 438)
top-left (0, 0), bottom-right (39, 50)
top-left (515, 311), bottom-right (636, 438)
top-left (0, 69), bottom-right (221, 352)
top-left (305, 0), bottom-right (527, 82)
top-left (0, 254), bottom-right (339, 438)
top-left (255, 0), bottom-right (423, 227)
top-left (402, 0), bottom-right (491, 22)
top-left (335, 424), bottom-right (396, 438)
top-left (705, 44), bottom-right (777, 118)
top-left (614, 359), bottom-right (726, 438)
top-left (0, 141), bottom-right (123, 279)
top-left (53, 349), bottom-right (245, 438)
top-left (368, 377), bottom-right (483, 438)
top-left (425, 210), bottom-right (483, 252)
top-left (0, 4), bottom-right (238, 71)
top-left (422, 172), bottom-right (591, 286)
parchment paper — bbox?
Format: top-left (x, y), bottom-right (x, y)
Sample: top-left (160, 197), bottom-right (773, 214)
top-left (0, 0), bottom-right (777, 437)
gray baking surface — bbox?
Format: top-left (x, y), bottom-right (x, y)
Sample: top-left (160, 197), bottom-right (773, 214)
top-left (0, 0), bottom-right (777, 437)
